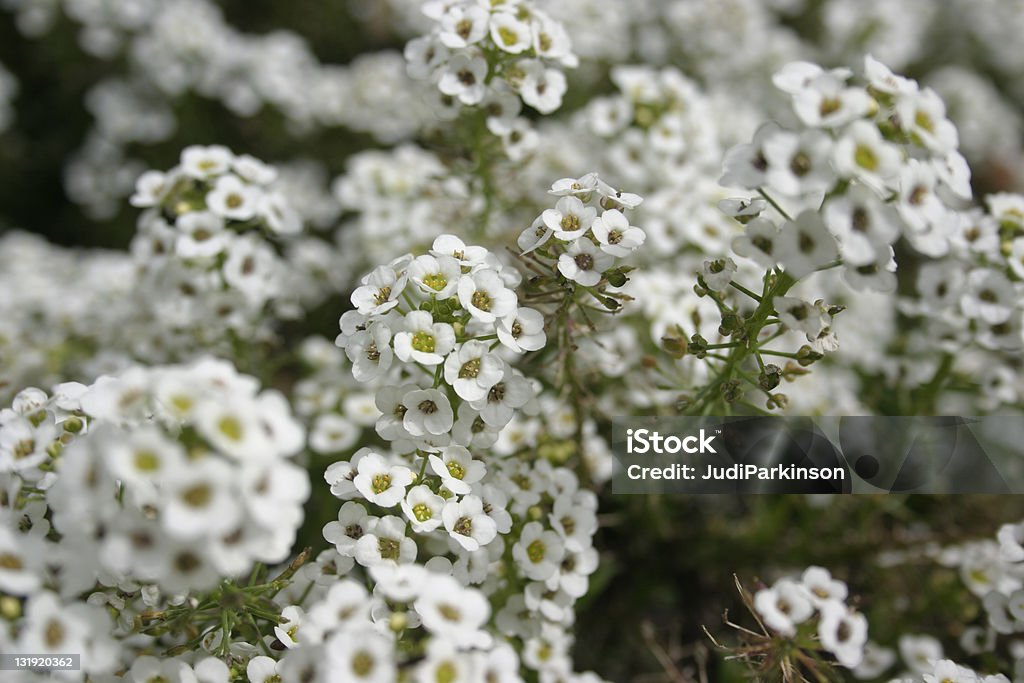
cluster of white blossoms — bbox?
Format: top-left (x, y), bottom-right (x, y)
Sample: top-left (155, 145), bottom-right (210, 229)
top-left (127, 145), bottom-right (340, 354)
top-left (722, 55), bottom-right (971, 293)
top-left (405, 0), bottom-right (577, 119)
top-left (519, 172), bottom-right (646, 285)
top-left (303, 226), bottom-right (620, 680)
top-left (754, 566), bottom-right (868, 668)
top-left (0, 358), bottom-right (307, 680)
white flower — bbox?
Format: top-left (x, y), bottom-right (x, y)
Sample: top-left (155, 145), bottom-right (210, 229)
top-left (543, 196), bottom-right (597, 240)
top-left (248, 655), bottom-right (283, 683)
top-left (549, 173), bottom-right (600, 197)
top-left (207, 174), bottom-right (261, 221)
top-left (763, 129), bottom-right (836, 197)
top-left (275, 605), bottom-right (307, 649)
top-left (353, 452), bottom-right (414, 507)
top-left (832, 121), bottom-right (901, 190)
top-left (233, 154), bottom-right (277, 185)
top-left (369, 564), bottom-right (429, 603)
top-left (753, 579), bottom-right (814, 636)
top-left (0, 526), bottom-right (41, 595)
top-left (408, 254), bottom-right (462, 299)
top-left (558, 238), bottom-right (613, 287)
top-left (518, 59), bottom-right (567, 114)
top-left (393, 311), bottom-right (457, 366)
top-left (775, 210), bottom-right (839, 278)
top-left (732, 217), bottom-right (781, 269)
top-left (175, 211), bottom-right (229, 259)
top-left (106, 425), bottom-right (186, 503)
top-left (438, 53), bottom-right (488, 106)
top-left (414, 574), bottom-right (492, 648)
top-left (790, 68), bottom-right (872, 128)
top-left (864, 55), bottom-right (918, 96)
top-left (701, 258), bottom-right (737, 292)
top-left (351, 265), bottom-right (407, 316)
top-left (401, 485), bottom-right (446, 533)
top-left (195, 396), bottom-right (276, 462)
top-left (181, 144), bottom-right (233, 179)
top-left (323, 501), bottom-right (377, 557)
top-left (417, 639), bottom-right (476, 683)
top-left (470, 365), bottom-right (533, 427)
top-left (497, 307), bottom-right (546, 353)
top-left (721, 122), bottom-right (780, 189)
top-left (162, 458), bottom-right (241, 539)
top-left (518, 215), bottom-right (554, 254)
top-left (458, 269), bottom-right (517, 323)
top-left (306, 580), bottom-right (371, 638)
top-left (513, 521), bottom-right (566, 581)
top-left (131, 170), bottom-right (169, 207)
top-left (326, 628), bottom-right (395, 683)
top-left (402, 388), bottom-right (455, 437)
top-left (549, 495), bottom-right (597, 552)
top-left (346, 322), bottom-right (394, 383)
top-left (430, 234), bottom-right (489, 268)
top-left (924, 660), bottom-right (978, 683)
top-left (801, 566), bottom-right (849, 606)
top-left (442, 494), bottom-right (498, 551)
top-left (774, 296), bottom-right (828, 338)
top-left (899, 634), bottom-right (944, 675)
top-left (997, 522), bottom-right (1024, 563)
top-left (258, 192), bottom-right (302, 235)
top-left (429, 445), bottom-right (486, 495)
top-left (823, 184), bottom-right (900, 266)
top-left (490, 11), bottom-right (532, 54)
top-left (591, 209), bottom-right (645, 256)
top-left (438, 4), bottom-right (489, 48)
top-left (310, 414), bottom-right (360, 454)
top-left (354, 515), bottom-right (417, 566)
top-left (960, 269), bottom-right (1016, 324)
top-left (896, 87), bottom-right (959, 154)
top-left (896, 160), bottom-right (956, 257)
top-left (818, 600), bottom-right (868, 668)
top-left (444, 340), bottom-right (504, 401)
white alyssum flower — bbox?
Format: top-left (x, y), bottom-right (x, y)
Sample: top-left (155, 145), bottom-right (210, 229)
top-left (353, 452), bottom-right (414, 508)
top-left (543, 196), bottom-right (597, 241)
top-left (393, 311), bottom-right (457, 366)
top-left (429, 445), bottom-right (486, 495)
top-left (591, 209), bottom-right (646, 256)
top-left (442, 494), bottom-right (498, 551)
top-left (443, 340), bottom-right (504, 401)
top-left (513, 521), bottom-right (566, 581)
top-left (401, 387), bottom-right (455, 437)
top-left (558, 238), bottom-right (613, 287)
top-left (457, 269), bottom-right (517, 323)
top-left (753, 579), bottom-right (814, 637)
top-left (414, 574), bottom-right (492, 648)
top-left (401, 485), bottom-right (446, 533)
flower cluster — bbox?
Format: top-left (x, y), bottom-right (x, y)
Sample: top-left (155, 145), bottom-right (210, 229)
top-left (405, 0), bottom-right (577, 118)
top-left (307, 223), bottom-right (629, 680)
top-left (722, 55), bottom-right (970, 291)
top-left (0, 358), bottom-right (307, 680)
top-left (518, 172), bottom-right (645, 287)
top-left (2, 358), bottom-right (308, 596)
top-left (753, 567), bottom-right (868, 668)
top-left (127, 145), bottom-right (338, 353)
